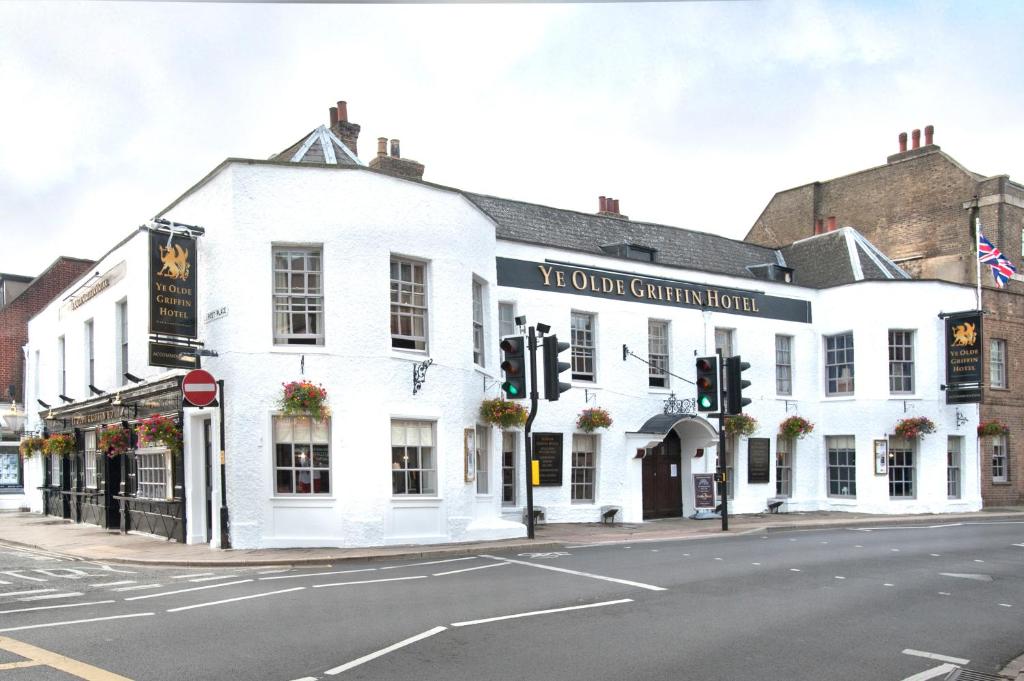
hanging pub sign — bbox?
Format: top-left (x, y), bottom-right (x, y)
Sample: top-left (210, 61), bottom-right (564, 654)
top-left (149, 230), bottom-right (197, 339)
top-left (944, 310), bottom-right (983, 404)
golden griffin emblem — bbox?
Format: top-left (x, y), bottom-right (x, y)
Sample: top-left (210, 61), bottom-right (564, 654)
top-left (157, 244), bottom-right (190, 281)
top-left (951, 322), bottom-right (976, 347)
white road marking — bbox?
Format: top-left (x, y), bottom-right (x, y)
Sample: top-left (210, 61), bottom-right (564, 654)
top-left (884, 583), bottom-right (895, 587)
top-left (433, 563), bottom-right (508, 577)
top-left (0, 612), bottom-right (153, 633)
top-left (324, 626), bottom-right (447, 675)
top-left (891, 548), bottom-right (901, 552)
top-left (313, 576), bottom-right (427, 589)
top-left (714, 557), bottom-right (722, 561)
top-left (167, 586), bottom-right (305, 613)
top-left (35, 568), bottom-right (88, 579)
top-left (930, 553), bottom-right (941, 557)
top-left (258, 569), bottom-right (290, 575)
top-left (899, 663), bottom-right (957, 681)
top-left (973, 559), bottom-right (985, 563)
top-left (902, 649), bottom-right (970, 665)
top-left (0, 571), bottom-right (46, 582)
top-left (939, 573), bottom-right (992, 582)
top-left (752, 562), bottom-right (761, 566)
top-left (855, 545), bottom-right (863, 548)
top-left (999, 603), bottom-right (1013, 607)
top-left (379, 557), bottom-right (477, 571)
top-left (0, 600), bottom-right (115, 615)
top-left (95, 580), bottom-right (135, 587)
top-left (189, 575), bottom-right (238, 583)
top-left (290, 678), bottom-right (317, 681)
top-left (0, 580), bottom-right (8, 585)
top-left (789, 568), bottom-right (801, 572)
top-left (112, 584), bottom-right (164, 592)
top-left (172, 573), bottom-right (214, 579)
top-left (479, 555), bottom-right (666, 592)
top-left (834, 576), bottom-right (845, 580)
top-left (516, 552), bottom-right (570, 559)
top-left (19, 592), bottom-right (82, 601)
top-left (0, 588), bottom-right (55, 597)
top-left (124, 579), bottom-right (253, 601)
top-left (260, 568), bottom-right (377, 581)
top-left (938, 592), bottom-right (950, 596)
top-left (1013, 543), bottom-right (1024, 548)
top-left (451, 598), bottom-right (634, 627)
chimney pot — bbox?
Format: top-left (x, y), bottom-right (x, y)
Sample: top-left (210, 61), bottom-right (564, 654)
top-left (329, 107), bottom-right (338, 127)
top-left (814, 218), bottom-right (823, 235)
top-left (390, 139), bottom-right (401, 159)
top-left (827, 216), bottom-right (837, 231)
top-left (376, 137), bottom-right (387, 157)
top-left (924, 125), bottom-right (934, 146)
top-left (911, 129), bottom-right (921, 149)
top-left (898, 132), bottom-right (908, 153)
top-left (612, 199), bottom-right (620, 214)
top-left (337, 101), bottom-right (348, 123)
top-left (599, 196), bottom-right (607, 212)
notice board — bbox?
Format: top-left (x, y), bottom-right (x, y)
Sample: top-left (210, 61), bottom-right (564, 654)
top-left (531, 432), bottom-right (563, 486)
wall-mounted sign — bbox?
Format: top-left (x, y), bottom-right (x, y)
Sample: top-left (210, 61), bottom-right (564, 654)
top-left (149, 341), bottom-right (197, 370)
top-left (59, 262), bottom-right (126, 319)
top-left (874, 439), bottom-right (889, 475)
top-left (496, 257), bottom-right (812, 323)
top-left (464, 428), bottom-right (476, 483)
top-left (205, 306), bottom-right (228, 323)
top-left (149, 231), bottom-right (197, 339)
top-left (693, 474), bottom-right (715, 508)
top-left (531, 432), bottom-right (563, 486)
top-left (747, 438), bottom-right (771, 484)
top-left (944, 310), bottom-right (983, 404)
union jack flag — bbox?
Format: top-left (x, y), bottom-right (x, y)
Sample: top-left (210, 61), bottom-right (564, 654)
top-left (978, 231), bottom-right (1017, 288)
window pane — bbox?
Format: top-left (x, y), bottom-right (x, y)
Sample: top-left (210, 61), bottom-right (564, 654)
top-left (276, 470), bottom-right (293, 494)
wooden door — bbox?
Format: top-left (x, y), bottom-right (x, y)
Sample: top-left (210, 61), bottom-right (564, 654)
top-left (642, 431), bottom-right (683, 519)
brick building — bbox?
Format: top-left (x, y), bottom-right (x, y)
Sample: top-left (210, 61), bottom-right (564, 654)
top-left (745, 126), bottom-right (1024, 506)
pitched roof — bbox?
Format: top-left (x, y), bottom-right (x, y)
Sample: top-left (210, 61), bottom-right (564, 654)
top-left (269, 126), bottom-right (362, 166)
top-left (780, 227), bottom-right (909, 288)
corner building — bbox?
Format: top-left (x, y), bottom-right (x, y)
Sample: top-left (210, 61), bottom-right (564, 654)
top-left (23, 105), bottom-right (982, 549)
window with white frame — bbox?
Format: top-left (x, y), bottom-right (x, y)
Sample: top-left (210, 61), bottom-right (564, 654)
top-left (825, 333), bottom-right (854, 395)
top-left (498, 302), bottom-right (516, 338)
top-left (992, 434), bottom-right (1008, 483)
top-left (390, 258), bottom-right (428, 351)
top-left (49, 453), bottom-right (60, 486)
top-left (827, 435), bottom-right (856, 497)
top-left (571, 312), bottom-right (596, 382)
top-left (990, 339), bottom-right (1007, 389)
top-left (571, 434), bottom-right (596, 502)
top-left (116, 300), bottom-right (128, 385)
top-left (716, 327), bottom-right (734, 388)
top-left (776, 437), bottom-right (792, 497)
top-left (58, 335), bottom-right (66, 395)
top-left (392, 420), bottom-right (436, 495)
top-left (776, 335), bottom-right (792, 395)
top-left (947, 436), bottom-right (962, 499)
top-left (84, 319), bottom-right (94, 390)
top-left (648, 320), bottom-right (669, 388)
top-left (0, 442), bottom-right (21, 489)
top-left (888, 435), bottom-right (915, 498)
top-left (274, 416), bottom-right (330, 495)
top-left (888, 330), bottom-right (914, 393)
top-left (137, 449), bottom-right (171, 500)
top-left (84, 431), bottom-right (97, 489)
top-left (502, 431), bottom-right (517, 506)
top-left (273, 246), bottom-right (324, 345)
top-left (472, 280), bottom-right (485, 367)
top-left (475, 424), bottom-right (490, 494)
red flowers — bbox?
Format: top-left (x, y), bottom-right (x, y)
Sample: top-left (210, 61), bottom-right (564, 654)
top-left (98, 425), bottom-right (131, 458)
top-left (894, 416), bottom-right (936, 439)
top-left (577, 408), bottom-right (613, 433)
top-left (479, 399), bottom-right (528, 430)
top-left (280, 381), bottom-right (329, 421)
top-left (136, 415), bottom-right (183, 455)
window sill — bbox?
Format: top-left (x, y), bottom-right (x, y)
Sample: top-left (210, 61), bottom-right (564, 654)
top-left (888, 497), bottom-right (917, 501)
top-left (270, 496), bottom-right (335, 506)
top-left (991, 481), bottom-right (1012, 486)
top-left (888, 395), bottom-right (919, 400)
top-left (391, 349), bottom-right (430, 362)
top-left (989, 387), bottom-right (1010, 392)
top-left (391, 496), bottom-right (443, 507)
top-left (827, 497), bottom-right (858, 504)
top-left (270, 346), bottom-right (329, 354)
top-left (823, 395), bottom-right (856, 401)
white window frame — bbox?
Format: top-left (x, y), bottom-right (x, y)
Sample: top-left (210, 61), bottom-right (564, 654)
top-left (49, 453), bottom-right (61, 486)
top-left (992, 434), bottom-right (1008, 483)
top-left (571, 312), bottom-right (596, 382)
top-left (391, 420), bottom-right (437, 496)
top-left (501, 431), bottom-right (517, 506)
top-left (472, 279), bottom-right (485, 367)
top-left (947, 436), bottom-right (962, 499)
top-left (57, 335), bottom-right (65, 395)
top-left (888, 330), bottom-right (914, 394)
top-left (888, 435), bottom-right (915, 499)
top-left (84, 431), bottom-right (97, 489)
top-left (775, 335), bottom-right (793, 396)
top-left (990, 339), bottom-right (1007, 389)
top-left (273, 415), bottom-right (331, 495)
top-left (571, 434), bottom-right (596, 503)
top-left (498, 302), bottom-right (516, 338)
top-left (84, 319), bottom-right (94, 391)
top-left (714, 328), bottom-right (734, 358)
top-left (273, 245), bottom-right (325, 346)
top-left (116, 299), bottom-right (128, 385)
top-left (648, 319), bottom-right (669, 389)
top-left (0, 444), bottom-right (22, 489)
top-left (826, 435), bottom-right (856, 497)
top-left (776, 437), bottom-right (792, 497)
top-left (825, 332), bottom-right (854, 396)
top-left (390, 257), bottom-right (429, 352)
top-left (136, 447), bottom-right (172, 500)
top-left (475, 424), bottom-right (490, 495)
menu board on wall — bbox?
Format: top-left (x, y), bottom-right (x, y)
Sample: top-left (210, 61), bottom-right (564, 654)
top-left (531, 432), bottom-right (563, 486)
top-left (747, 438), bottom-right (771, 484)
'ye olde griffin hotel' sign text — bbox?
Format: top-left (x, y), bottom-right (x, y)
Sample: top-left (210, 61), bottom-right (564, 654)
top-left (496, 258), bottom-right (812, 323)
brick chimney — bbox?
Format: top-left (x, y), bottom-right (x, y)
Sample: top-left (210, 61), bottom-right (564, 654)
top-left (597, 196), bottom-right (628, 219)
top-left (911, 128), bottom-right (921, 149)
top-left (924, 124), bottom-right (934, 146)
top-left (329, 100), bottom-right (361, 157)
top-left (827, 216), bottom-right (837, 232)
top-left (369, 136), bottom-right (425, 181)
top-left (888, 125), bottom-right (940, 163)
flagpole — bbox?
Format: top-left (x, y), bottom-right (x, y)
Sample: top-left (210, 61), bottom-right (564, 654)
top-left (975, 216), bottom-right (982, 310)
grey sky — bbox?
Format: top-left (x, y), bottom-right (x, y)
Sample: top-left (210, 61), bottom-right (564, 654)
top-left (2, 1), bottom-right (1022, 276)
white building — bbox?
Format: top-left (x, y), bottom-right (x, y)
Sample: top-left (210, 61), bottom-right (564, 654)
top-left (22, 104), bottom-right (982, 549)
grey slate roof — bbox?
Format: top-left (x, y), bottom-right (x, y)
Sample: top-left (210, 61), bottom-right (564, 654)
top-left (270, 126), bottom-right (362, 166)
top-left (779, 228), bottom-right (909, 288)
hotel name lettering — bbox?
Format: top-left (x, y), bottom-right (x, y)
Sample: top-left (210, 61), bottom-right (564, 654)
top-left (497, 258), bottom-right (812, 323)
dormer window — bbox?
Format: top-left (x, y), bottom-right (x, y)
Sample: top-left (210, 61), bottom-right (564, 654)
top-left (599, 243), bottom-right (656, 263)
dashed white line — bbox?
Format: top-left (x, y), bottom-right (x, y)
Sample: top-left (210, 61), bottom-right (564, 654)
top-left (433, 563), bottom-right (509, 577)
top-left (0, 612), bottom-right (154, 633)
top-left (19, 592), bottom-right (82, 601)
top-left (379, 557), bottom-right (477, 571)
top-left (789, 568), bottom-right (801, 572)
top-left (261, 568), bottom-right (377, 582)
top-left (451, 599), bottom-right (634, 627)
top-left (313, 576), bottom-right (427, 589)
top-left (0, 600), bottom-right (115, 615)
top-left (479, 555), bottom-right (666, 592)
top-left (938, 592), bottom-right (950, 596)
top-left (113, 584), bottom-right (163, 592)
top-left (324, 626), bottom-right (447, 675)
top-left (973, 559), bottom-right (985, 563)
top-left (258, 569), bottom-right (290, 575)
top-left (172, 573), bottom-right (214, 579)
top-left (189, 575), bottom-right (238, 583)
top-left (167, 586), bottom-right (305, 613)
top-left (95, 580), bottom-right (135, 587)
top-left (891, 548), bottom-right (901, 552)
top-left (884, 583), bottom-right (895, 587)
top-left (0, 571), bottom-right (46, 582)
top-left (930, 553), bottom-right (941, 557)
top-left (752, 562), bottom-right (761, 566)
top-left (0, 588), bottom-right (55, 598)
top-left (124, 579), bottom-right (253, 601)
top-left (902, 649), bottom-right (970, 665)
top-left (999, 603), bottom-right (1013, 608)
top-left (834, 576), bottom-right (845, 580)
top-left (714, 557), bottom-right (723, 561)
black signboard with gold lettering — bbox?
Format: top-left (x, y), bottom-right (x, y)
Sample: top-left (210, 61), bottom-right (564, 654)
top-left (532, 432), bottom-right (563, 486)
top-left (747, 438), bottom-right (771, 484)
top-left (496, 257), bottom-right (812, 323)
top-left (149, 231), bottom-right (197, 339)
top-left (944, 311), bottom-right (983, 404)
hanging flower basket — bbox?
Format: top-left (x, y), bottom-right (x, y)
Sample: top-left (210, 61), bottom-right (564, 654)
top-left (779, 415), bottom-right (815, 440)
top-left (577, 407), bottom-right (613, 433)
top-left (279, 380), bottom-right (329, 421)
top-left (136, 415), bottom-right (183, 456)
top-left (19, 436), bottom-right (45, 459)
top-left (724, 413), bottom-right (758, 438)
top-left (98, 425), bottom-right (131, 458)
top-left (43, 433), bottom-right (75, 457)
top-left (978, 420), bottom-right (1009, 437)
top-left (894, 416), bottom-right (936, 439)
top-left (479, 398), bottom-right (528, 430)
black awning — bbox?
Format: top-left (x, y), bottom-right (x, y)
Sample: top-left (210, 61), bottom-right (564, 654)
top-left (636, 414), bottom-right (700, 435)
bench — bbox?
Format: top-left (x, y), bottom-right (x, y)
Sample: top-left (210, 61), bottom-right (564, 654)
top-left (600, 505), bottom-right (621, 525)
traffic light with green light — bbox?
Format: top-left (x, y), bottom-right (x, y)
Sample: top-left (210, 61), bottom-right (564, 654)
top-left (695, 356), bottom-right (720, 412)
top-left (500, 336), bottom-right (527, 399)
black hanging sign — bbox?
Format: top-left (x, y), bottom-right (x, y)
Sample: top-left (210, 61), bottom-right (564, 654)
top-left (149, 231), bottom-right (197, 339)
top-left (531, 432), bottom-right (564, 486)
top-left (944, 311), bottom-right (983, 404)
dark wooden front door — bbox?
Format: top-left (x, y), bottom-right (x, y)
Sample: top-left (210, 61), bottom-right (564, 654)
top-left (642, 430), bottom-right (683, 519)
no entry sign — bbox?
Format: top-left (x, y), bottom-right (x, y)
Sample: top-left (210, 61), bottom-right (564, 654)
top-left (182, 369), bottom-right (217, 407)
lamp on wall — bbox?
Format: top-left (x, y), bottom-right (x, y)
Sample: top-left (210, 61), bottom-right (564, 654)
top-left (88, 384), bottom-right (105, 396)
top-left (37, 399), bottom-right (51, 409)
top-left (1, 400), bottom-right (25, 433)
top-left (59, 394), bottom-right (75, 404)
top-left (123, 373), bottom-right (143, 384)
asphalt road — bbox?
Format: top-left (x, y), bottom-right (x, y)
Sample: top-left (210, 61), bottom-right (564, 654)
top-left (0, 521), bottom-right (1021, 681)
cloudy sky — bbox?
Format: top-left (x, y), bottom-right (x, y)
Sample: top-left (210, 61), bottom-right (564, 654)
top-left (1, 1), bottom-right (1022, 276)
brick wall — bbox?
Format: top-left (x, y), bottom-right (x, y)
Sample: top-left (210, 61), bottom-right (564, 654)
top-left (0, 258), bottom-right (94, 404)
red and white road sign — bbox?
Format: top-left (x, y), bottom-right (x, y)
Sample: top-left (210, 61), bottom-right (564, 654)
top-left (182, 369), bottom-right (217, 407)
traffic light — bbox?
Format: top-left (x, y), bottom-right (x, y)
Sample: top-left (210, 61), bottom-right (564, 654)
top-left (695, 356), bottom-right (719, 412)
top-left (542, 334), bottom-right (571, 401)
top-left (725, 355), bottom-right (752, 415)
top-left (500, 336), bottom-right (527, 399)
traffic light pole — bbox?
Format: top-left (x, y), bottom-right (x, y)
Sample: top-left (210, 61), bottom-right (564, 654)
top-left (524, 326), bottom-right (540, 540)
top-left (718, 354), bottom-right (729, 532)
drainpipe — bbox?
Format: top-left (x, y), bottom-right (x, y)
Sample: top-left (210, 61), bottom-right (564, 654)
top-left (218, 379), bottom-right (230, 549)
